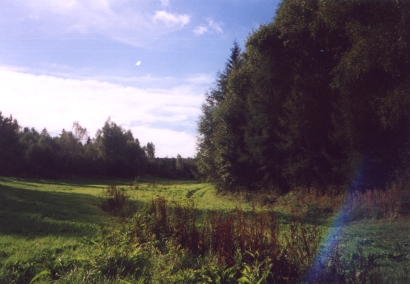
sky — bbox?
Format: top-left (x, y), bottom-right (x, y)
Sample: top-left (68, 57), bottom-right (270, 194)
top-left (0, 0), bottom-right (279, 157)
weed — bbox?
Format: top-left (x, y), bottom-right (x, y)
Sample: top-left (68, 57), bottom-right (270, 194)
top-left (99, 185), bottom-right (130, 216)
top-left (127, 197), bottom-right (323, 282)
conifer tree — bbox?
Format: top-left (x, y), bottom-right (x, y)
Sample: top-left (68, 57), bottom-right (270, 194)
top-left (197, 0), bottom-right (410, 192)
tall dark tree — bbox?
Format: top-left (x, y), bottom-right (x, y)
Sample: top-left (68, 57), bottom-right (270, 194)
top-left (196, 41), bottom-right (243, 188)
top-left (145, 142), bottom-right (156, 160)
top-left (57, 128), bottom-right (82, 174)
top-left (95, 118), bottom-right (146, 177)
top-left (0, 112), bottom-right (22, 175)
top-left (197, 0), bottom-right (410, 192)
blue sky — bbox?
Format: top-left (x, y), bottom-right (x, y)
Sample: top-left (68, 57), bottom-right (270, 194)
top-left (0, 0), bottom-right (278, 157)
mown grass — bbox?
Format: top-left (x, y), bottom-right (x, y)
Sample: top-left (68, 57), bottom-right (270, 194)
top-left (0, 176), bottom-right (409, 283)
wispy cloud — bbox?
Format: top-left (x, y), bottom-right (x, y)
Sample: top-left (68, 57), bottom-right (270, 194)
top-left (100, 73), bottom-right (214, 90)
top-left (4, 0), bottom-right (191, 47)
top-left (193, 18), bottom-right (223, 36)
top-left (207, 19), bottom-right (223, 33)
top-left (152, 10), bottom-right (190, 27)
top-left (193, 26), bottom-right (208, 36)
top-left (0, 67), bottom-right (204, 157)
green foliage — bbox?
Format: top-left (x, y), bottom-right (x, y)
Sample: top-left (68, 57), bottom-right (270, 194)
top-left (112, 196), bottom-right (323, 283)
top-left (132, 176), bottom-right (141, 189)
top-left (196, 41), bottom-right (247, 190)
top-left (144, 142), bottom-right (156, 160)
top-left (0, 112), bottom-right (23, 176)
top-left (197, 0), bottom-right (410, 193)
top-left (0, 112), bottom-right (198, 179)
top-left (29, 270), bottom-right (51, 284)
top-left (99, 185), bottom-right (132, 216)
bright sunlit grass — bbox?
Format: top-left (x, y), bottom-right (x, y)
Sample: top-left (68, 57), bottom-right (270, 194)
top-left (1, 177), bottom-right (409, 283)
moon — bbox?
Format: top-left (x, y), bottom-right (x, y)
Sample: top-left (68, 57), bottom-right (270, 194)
top-left (135, 61), bottom-right (141, 66)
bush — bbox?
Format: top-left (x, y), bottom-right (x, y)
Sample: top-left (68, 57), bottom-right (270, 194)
top-left (99, 185), bottom-right (129, 216)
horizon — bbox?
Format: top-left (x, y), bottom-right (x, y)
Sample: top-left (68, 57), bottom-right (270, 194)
top-left (0, 0), bottom-right (278, 158)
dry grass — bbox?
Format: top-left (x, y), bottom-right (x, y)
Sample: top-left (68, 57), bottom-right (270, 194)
top-left (130, 197), bottom-right (322, 282)
top-left (345, 182), bottom-right (410, 220)
top-left (245, 182), bottom-right (410, 221)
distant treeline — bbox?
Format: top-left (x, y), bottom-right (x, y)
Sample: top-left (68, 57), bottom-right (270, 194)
top-left (0, 113), bottom-right (196, 179)
top-left (197, 0), bottom-right (410, 192)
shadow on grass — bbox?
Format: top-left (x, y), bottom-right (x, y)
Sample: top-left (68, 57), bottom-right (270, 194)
top-left (0, 176), bottom-right (197, 190)
top-left (0, 176), bottom-right (114, 189)
top-left (0, 183), bottom-right (145, 238)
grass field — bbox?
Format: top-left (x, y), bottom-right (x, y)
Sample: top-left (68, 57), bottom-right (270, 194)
top-left (0, 176), bottom-right (409, 283)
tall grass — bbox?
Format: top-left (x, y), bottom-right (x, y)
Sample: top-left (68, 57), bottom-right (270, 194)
top-left (346, 182), bottom-right (410, 220)
top-left (99, 184), bottom-right (130, 216)
top-left (128, 196), bottom-right (323, 282)
top-left (268, 182), bottom-right (410, 221)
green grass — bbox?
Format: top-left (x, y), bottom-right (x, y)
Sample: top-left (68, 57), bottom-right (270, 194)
top-left (0, 177), bottom-right (112, 283)
top-left (1, 176), bottom-right (409, 283)
top-left (128, 178), bottom-right (254, 212)
top-left (0, 176), bottom-right (254, 283)
top-left (337, 219), bottom-right (410, 283)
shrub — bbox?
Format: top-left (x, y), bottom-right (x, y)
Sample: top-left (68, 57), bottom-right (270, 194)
top-left (99, 185), bottom-right (129, 215)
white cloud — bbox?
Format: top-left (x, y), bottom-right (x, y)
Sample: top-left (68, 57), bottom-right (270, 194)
top-left (152, 10), bottom-right (189, 27)
top-left (0, 68), bottom-right (204, 157)
top-left (193, 18), bottom-right (223, 36)
top-left (207, 19), bottom-right (223, 33)
top-left (91, 73), bottom-right (214, 89)
top-left (6, 0), bottom-right (191, 47)
top-left (130, 126), bottom-right (196, 158)
top-left (193, 25), bottom-right (207, 36)
top-left (185, 74), bottom-right (214, 84)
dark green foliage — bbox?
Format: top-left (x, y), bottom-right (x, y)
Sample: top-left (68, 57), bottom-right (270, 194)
top-left (99, 185), bottom-right (130, 215)
top-left (95, 119), bottom-right (145, 177)
top-left (197, 0), bottom-right (410, 192)
top-left (146, 156), bottom-right (196, 179)
top-left (0, 113), bottom-right (196, 179)
top-left (144, 142), bottom-right (156, 160)
top-left (0, 112), bottom-right (23, 175)
top-left (196, 41), bottom-right (250, 190)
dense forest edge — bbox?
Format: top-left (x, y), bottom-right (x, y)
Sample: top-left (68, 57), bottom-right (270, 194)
top-left (197, 0), bottom-right (410, 194)
top-left (0, 114), bottom-right (196, 180)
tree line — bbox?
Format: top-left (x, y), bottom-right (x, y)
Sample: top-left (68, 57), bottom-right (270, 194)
top-left (196, 0), bottom-right (410, 192)
top-left (0, 113), bottom-right (195, 179)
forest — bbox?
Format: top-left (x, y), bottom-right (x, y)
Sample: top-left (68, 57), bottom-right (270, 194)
top-left (197, 0), bottom-right (410, 193)
top-left (0, 114), bottom-right (195, 179)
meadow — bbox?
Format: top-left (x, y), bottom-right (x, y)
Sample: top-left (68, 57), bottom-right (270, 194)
top-left (0, 176), bottom-right (409, 283)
